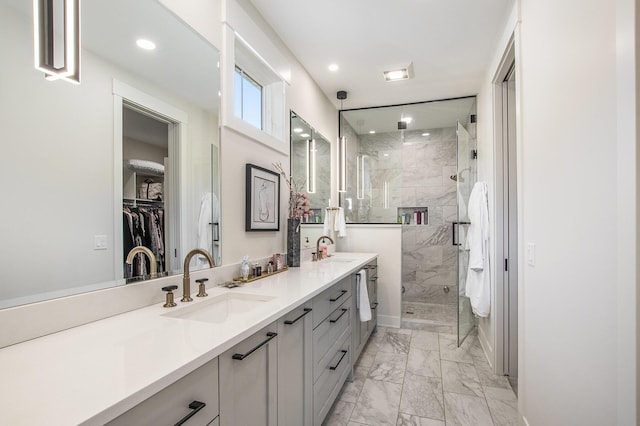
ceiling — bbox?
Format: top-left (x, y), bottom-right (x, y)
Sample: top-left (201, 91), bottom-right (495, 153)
top-left (250, 0), bottom-right (513, 110)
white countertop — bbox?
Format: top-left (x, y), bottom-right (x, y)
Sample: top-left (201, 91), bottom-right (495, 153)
top-left (0, 252), bottom-right (376, 426)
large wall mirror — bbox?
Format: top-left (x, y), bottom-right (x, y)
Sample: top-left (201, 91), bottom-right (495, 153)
top-left (290, 111), bottom-right (331, 222)
top-left (0, 0), bottom-right (221, 309)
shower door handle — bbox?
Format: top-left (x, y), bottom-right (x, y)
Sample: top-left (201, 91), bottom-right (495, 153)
top-left (452, 221), bottom-right (470, 246)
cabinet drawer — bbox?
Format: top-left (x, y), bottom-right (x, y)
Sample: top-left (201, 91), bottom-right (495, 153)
top-left (312, 276), bottom-right (351, 329)
top-left (313, 334), bottom-right (351, 426)
top-left (107, 358), bottom-right (219, 426)
top-left (313, 298), bottom-right (351, 381)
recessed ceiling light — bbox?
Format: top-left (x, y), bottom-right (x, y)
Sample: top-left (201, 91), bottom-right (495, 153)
top-left (328, 64), bottom-right (339, 72)
top-left (293, 128), bottom-right (303, 133)
top-left (369, 130), bottom-right (376, 134)
top-left (383, 153), bottom-right (389, 157)
top-left (422, 132), bottom-right (430, 136)
top-left (301, 133), bottom-right (310, 137)
top-left (136, 39), bottom-right (156, 50)
top-left (401, 117), bottom-right (413, 124)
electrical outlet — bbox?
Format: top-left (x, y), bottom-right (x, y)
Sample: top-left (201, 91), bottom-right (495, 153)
top-left (94, 235), bottom-right (108, 250)
top-left (527, 243), bottom-right (535, 266)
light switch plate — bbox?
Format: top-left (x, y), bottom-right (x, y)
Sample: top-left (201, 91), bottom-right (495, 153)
top-left (94, 235), bottom-right (108, 250)
top-left (527, 243), bottom-right (535, 266)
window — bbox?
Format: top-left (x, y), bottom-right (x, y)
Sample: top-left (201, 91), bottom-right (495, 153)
top-left (234, 66), bottom-right (263, 130)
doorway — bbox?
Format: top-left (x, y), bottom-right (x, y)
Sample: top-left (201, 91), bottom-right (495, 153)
top-left (495, 40), bottom-right (518, 392)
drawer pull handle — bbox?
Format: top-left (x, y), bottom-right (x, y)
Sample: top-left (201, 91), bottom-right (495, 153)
top-left (371, 302), bottom-right (379, 309)
top-left (284, 308), bottom-right (312, 325)
top-left (174, 400), bottom-right (206, 426)
top-left (329, 350), bottom-right (348, 370)
top-left (370, 277), bottom-right (378, 282)
top-left (330, 308), bottom-right (348, 323)
top-left (330, 290), bottom-right (347, 302)
top-left (232, 332), bottom-right (277, 361)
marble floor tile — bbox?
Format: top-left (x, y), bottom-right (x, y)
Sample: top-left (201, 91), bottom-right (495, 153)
top-left (378, 331), bottom-right (411, 354)
top-left (382, 327), bottom-right (413, 335)
top-left (340, 364), bottom-right (370, 403)
top-left (410, 330), bottom-right (440, 351)
top-left (323, 400), bottom-right (356, 426)
top-left (400, 321), bottom-right (456, 334)
top-left (473, 357), bottom-right (512, 390)
top-left (368, 352), bottom-right (408, 384)
top-left (350, 379), bottom-right (403, 426)
top-left (483, 386), bottom-right (519, 426)
top-left (441, 360), bottom-right (484, 397)
top-left (399, 373), bottom-right (444, 420)
top-left (396, 413), bottom-right (445, 426)
top-left (406, 348), bottom-right (441, 378)
top-left (438, 333), bottom-right (474, 364)
top-left (444, 392), bottom-right (493, 426)
top-left (348, 422), bottom-right (372, 426)
top-left (357, 347), bottom-right (376, 369)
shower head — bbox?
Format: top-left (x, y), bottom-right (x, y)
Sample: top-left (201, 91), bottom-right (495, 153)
top-left (450, 168), bottom-right (471, 183)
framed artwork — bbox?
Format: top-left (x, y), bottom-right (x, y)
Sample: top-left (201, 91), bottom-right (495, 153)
top-left (246, 163), bottom-right (280, 231)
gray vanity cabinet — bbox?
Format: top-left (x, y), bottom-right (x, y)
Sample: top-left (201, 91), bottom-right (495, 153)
top-left (106, 358), bottom-right (219, 426)
top-left (352, 260), bottom-right (378, 362)
top-left (312, 276), bottom-right (353, 426)
top-left (219, 323), bottom-right (278, 426)
top-left (277, 303), bottom-right (313, 426)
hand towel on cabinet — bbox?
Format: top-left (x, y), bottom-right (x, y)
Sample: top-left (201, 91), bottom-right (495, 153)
top-left (464, 182), bottom-right (491, 317)
top-left (357, 269), bottom-right (372, 321)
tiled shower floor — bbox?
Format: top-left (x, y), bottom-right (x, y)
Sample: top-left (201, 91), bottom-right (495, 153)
top-left (401, 302), bottom-right (458, 330)
top-left (322, 327), bottom-right (519, 426)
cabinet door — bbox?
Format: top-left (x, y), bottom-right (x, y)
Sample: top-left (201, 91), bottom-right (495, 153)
top-left (106, 358), bottom-right (218, 426)
top-left (277, 303), bottom-right (313, 426)
top-left (219, 324), bottom-right (278, 426)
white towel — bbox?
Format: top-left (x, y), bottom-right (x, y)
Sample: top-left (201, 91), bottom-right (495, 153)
top-left (357, 269), bottom-right (372, 321)
top-left (464, 182), bottom-right (491, 317)
top-left (336, 207), bottom-right (347, 238)
top-left (323, 208), bottom-right (334, 236)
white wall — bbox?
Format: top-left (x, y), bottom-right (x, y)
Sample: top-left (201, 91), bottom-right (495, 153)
top-left (218, 0), bottom-right (338, 264)
top-left (513, 0), bottom-right (634, 423)
top-left (336, 225), bottom-right (403, 328)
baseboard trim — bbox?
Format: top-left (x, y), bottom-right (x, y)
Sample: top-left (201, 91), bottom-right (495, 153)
top-left (378, 315), bottom-right (401, 328)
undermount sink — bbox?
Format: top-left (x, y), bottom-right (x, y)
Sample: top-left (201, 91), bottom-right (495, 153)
top-left (162, 292), bottom-right (275, 324)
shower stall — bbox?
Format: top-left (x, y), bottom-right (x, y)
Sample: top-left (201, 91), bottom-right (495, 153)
top-left (339, 97), bottom-right (477, 345)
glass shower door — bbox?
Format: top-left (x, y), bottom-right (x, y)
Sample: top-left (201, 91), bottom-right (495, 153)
top-left (456, 122), bottom-right (475, 345)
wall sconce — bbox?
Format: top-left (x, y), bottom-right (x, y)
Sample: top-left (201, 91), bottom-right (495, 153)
top-left (306, 139), bottom-right (316, 193)
top-left (383, 181), bottom-right (389, 209)
top-left (34, 0), bottom-right (81, 84)
top-left (356, 155), bottom-right (366, 200)
top-left (338, 136), bottom-right (347, 193)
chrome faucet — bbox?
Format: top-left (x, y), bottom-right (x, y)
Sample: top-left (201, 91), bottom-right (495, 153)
top-left (125, 246), bottom-right (157, 278)
top-left (315, 235), bottom-right (335, 261)
top-left (182, 248), bottom-right (215, 302)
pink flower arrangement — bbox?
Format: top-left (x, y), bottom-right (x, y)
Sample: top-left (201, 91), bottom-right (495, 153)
top-left (273, 162), bottom-right (314, 220)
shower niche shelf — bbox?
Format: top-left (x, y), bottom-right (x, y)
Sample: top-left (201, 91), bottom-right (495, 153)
top-left (397, 207), bottom-right (428, 225)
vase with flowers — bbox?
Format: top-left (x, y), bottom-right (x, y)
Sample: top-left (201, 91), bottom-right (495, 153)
top-left (273, 162), bottom-right (314, 267)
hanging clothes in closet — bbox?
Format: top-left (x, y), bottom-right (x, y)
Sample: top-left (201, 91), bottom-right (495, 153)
top-left (123, 205), bottom-right (165, 278)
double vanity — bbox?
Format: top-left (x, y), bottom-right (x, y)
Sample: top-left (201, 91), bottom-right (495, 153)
top-left (1, 252), bottom-right (378, 426)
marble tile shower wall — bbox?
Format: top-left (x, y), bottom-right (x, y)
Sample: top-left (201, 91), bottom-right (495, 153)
top-left (361, 127), bottom-right (459, 305)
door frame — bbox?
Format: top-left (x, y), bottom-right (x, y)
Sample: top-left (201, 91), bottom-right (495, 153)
top-left (113, 79), bottom-right (188, 278)
top-left (492, 36), bottom-right (519, 377)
